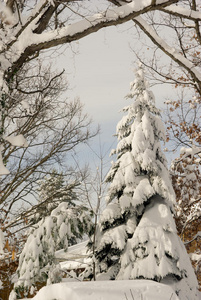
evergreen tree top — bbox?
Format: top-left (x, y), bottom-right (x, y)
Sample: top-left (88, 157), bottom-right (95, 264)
top-left (105, 65), bottom-right (175, 210)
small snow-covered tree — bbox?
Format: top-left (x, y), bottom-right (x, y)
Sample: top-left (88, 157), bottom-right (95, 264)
top-left (11, 201), bottom-right (93, 299)
top-left (92, 65), bottom-right (199, 299)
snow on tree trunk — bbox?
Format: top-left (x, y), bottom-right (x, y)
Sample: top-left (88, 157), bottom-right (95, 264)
top-left (92, 64), bottom-right (199, 300)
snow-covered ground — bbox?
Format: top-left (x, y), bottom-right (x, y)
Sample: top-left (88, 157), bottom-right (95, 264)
top-left (14, 240), bottom-right (201, 300)
top-left (27, 279), bottom-right (180, 300)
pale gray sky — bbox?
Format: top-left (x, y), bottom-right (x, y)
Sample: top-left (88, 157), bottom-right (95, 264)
top-left (54, 20), bottom-right (175, 168)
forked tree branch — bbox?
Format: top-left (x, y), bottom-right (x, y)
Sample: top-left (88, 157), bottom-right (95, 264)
top-left (6, 0), bottom-right (179, 81)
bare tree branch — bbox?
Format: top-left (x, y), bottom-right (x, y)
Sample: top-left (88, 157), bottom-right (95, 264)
top-left (133, 16), bottom-right (201, 93)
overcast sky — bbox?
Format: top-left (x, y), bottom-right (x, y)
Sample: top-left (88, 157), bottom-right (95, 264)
top-left (54, 20), bottom-right (176, 170)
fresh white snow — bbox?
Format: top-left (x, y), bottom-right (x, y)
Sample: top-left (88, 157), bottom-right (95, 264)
top-left (24, 279), bottom-right (180, 300)
top-left (4, 134), bottom-right (28, 147)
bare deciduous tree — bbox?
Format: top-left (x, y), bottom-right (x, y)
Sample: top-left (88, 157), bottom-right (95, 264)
top-left (0, 59), bottom-right (96, 263)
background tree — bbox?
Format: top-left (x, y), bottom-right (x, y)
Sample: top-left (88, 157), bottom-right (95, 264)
top-left (0, 60), bottom-right (95, 244)
top-left (90, 65), bottom-right (199, 299)
top-left (28, 170), bottom-right (77, 225)
top-left (165, 97), bottom-right (201, 289)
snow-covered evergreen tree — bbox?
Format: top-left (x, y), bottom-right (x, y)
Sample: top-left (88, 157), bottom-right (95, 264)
top-left (93, 64), bottom-right (199, 300)
top-left (11, 202), bottom-right (93, 299)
